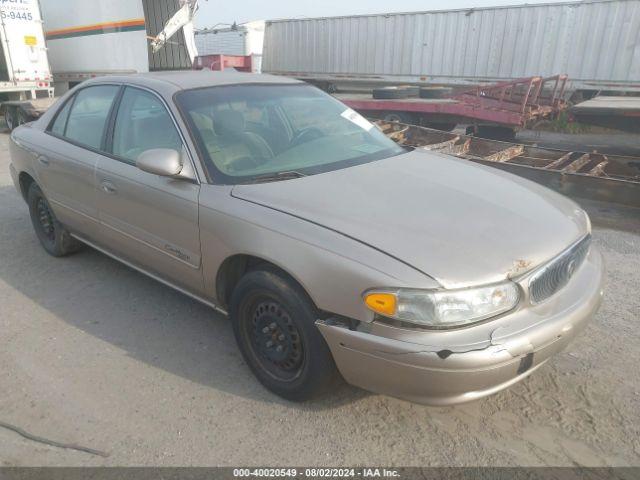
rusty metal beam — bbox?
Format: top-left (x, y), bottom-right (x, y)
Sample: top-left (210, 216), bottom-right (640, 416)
top-left (387, 126), bottom-right (410, 143)
top-left (421, 137), bottom-right (461, 152)
top-left (589, 160), bottom-right (609, 177)
top-left (562, 154), bottom-right (591, 173)
top-left (484, 145), bottom-right (525, 163)
top-left (543, 152), bottom-right (574, 170)
top-left (448, 138), bottom-right (472, 156)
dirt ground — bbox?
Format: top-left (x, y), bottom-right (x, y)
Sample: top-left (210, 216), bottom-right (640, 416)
top-left (0, 129), bottom-right (639, 467)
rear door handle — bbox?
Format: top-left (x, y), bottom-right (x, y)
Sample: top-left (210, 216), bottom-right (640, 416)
top-left (37, 155), bottom-right (50, 166)
top-left (101, 180), bottom-right (117, 194)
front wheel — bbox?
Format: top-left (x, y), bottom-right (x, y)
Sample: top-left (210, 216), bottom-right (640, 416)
top-left (230, 268), bottom-right (338, 401)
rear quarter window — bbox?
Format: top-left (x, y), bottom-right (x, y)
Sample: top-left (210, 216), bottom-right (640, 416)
top-left (50, 99), bottom-right (72, 136)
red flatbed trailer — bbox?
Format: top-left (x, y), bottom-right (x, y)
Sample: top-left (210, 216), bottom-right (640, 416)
top-left (336, 75), bottom-right (568, 131)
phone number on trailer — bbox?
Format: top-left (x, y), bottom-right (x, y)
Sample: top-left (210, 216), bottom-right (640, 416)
top-left (233, 468), bottom-right (401, 478)
top-left (0, 10), bottom-right (33, 20)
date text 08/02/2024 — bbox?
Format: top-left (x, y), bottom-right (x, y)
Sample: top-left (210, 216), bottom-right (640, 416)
top-left (233, 468), bottom-right (401, 478)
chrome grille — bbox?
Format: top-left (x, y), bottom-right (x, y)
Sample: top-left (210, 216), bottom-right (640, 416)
top-left (529, 235), bottom-right (591, 304)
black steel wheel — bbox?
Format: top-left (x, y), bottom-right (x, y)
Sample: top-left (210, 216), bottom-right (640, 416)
top-left (27, 182), bottom-right (82, 257)
top-left (244, 298), bottom-right (304, 382)
top-left (36, 196), bottom-right (56, 244)
top-left (230, 268), bottom-right (338, 401)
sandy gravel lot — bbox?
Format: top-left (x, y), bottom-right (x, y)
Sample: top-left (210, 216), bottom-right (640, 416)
top-left (0, 130), bottom-right (639, 467)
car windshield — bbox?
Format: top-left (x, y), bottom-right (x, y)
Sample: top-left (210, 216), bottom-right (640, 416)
top-left (176, 83), bottom-right (405, 183)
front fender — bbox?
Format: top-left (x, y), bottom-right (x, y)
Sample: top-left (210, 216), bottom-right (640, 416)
top-left (198, 185), bottom-right (439, 323)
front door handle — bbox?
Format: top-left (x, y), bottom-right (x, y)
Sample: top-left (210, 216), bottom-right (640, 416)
top-left (37, 155), bottom-right (50, 166)
top-left (101, 180), bottom-right (117, 194)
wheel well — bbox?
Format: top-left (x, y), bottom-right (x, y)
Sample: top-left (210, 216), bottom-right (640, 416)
top-left (215, 254), bottom-right (312, 310)
top-left (18, 172), bottom-right (35, 201)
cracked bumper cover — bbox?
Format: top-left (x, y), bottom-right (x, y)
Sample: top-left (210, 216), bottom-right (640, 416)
top-left (317, 247), bottom-right (604, 406)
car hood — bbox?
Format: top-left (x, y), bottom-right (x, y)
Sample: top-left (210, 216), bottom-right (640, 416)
top-left (231, 149), bottom-right (588, 288)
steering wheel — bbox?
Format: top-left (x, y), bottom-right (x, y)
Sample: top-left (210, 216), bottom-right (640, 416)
top-left (290, 127), bottom-right (324, 147)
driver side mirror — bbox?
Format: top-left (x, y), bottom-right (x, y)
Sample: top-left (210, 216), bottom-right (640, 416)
top-left (136, 148), bottom-right (183, 177)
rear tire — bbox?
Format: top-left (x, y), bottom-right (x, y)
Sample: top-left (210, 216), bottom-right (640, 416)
top-left (27, 182), bottom-right (82, 257)
top-left (230, 268), bottom-right (338, 401)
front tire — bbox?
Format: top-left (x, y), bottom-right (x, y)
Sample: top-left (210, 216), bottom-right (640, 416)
top-left (27, 182), bottom-right (82, 257)
top-left (230, 268), bottom-right (338, 401)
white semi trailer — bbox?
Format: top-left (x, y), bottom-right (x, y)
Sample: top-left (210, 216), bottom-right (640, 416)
top-left (2, 0), bottom-right (198, 130)
top-left (40, 0), bottom-right (198, 94)
top-left (0, 0), bottom-right (54, 130)
top-left (263, 0), bottom-right (640, 95)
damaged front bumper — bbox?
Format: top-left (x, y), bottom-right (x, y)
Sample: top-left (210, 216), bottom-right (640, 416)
top-left (317, 247), bottom-right (604, 406)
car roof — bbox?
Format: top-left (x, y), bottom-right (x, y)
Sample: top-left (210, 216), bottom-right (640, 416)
top-left (84, 70), bottom-right (304, 93)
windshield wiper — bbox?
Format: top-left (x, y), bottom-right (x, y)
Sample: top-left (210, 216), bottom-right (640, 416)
top-left (247, 171), bottom-right (307, 184)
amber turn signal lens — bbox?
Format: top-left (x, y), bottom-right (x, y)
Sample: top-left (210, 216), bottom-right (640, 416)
top-left (364, 292), bottom-right (397, 316)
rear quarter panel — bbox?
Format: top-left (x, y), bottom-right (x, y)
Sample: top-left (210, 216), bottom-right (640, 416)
top-left (9, 125), bottom-right (40, 199)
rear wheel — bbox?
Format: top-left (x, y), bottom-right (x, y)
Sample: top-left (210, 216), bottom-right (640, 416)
top-left (27, 183), bottom-right (82, 257)
top-left (230, 268), bottom-right (338, 401)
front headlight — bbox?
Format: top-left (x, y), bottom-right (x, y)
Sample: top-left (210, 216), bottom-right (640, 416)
top-left (363, 282), bottom-right (520, 329)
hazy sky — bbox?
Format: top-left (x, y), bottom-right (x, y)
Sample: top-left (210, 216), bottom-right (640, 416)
top-left (195, 0), bottom-right (576, 28)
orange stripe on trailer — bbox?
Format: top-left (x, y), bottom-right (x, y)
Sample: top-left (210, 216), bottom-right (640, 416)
top-left (45, 19), bottom-right (146, 37)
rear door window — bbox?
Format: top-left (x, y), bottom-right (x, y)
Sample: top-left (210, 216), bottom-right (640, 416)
top-left (56, 85), bottom-right (120, 150)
